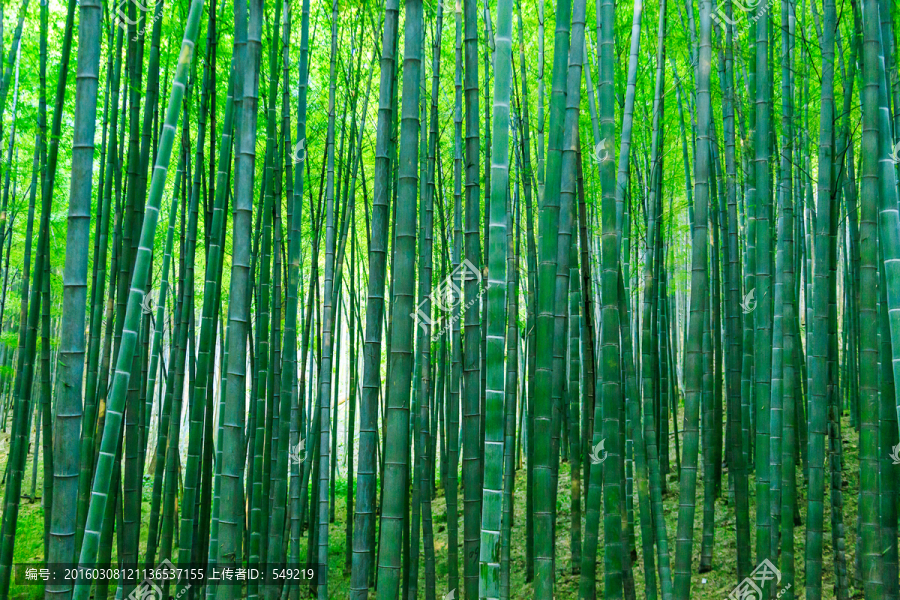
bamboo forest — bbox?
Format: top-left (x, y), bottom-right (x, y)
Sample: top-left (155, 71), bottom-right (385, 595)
top-left (0, 0), bottom-right (897, 593)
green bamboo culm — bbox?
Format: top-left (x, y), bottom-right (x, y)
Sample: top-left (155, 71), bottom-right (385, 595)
top-left (804, 0), bottom-right (835, 593)
top-left (218, 0), bottom-right (262, 591)
top-left (580, 0), bottom-right (623, 596)
top-left (446, 1), bottom-right (464, 589)
top-left (349, 0), bottom-right (396, 594)
top-left (175, 53), bottom-right (231, 600)
top-left (501, 124), bottom-right (522, 600)
top-left (374, 0), bottom-right (422, 593)
top-left (753, 0), bottom-right (774, 572)
top-left (156, 123), bottom-right (201, 600)
top-left (868, 0), bottom-right (900, 509)
top-left (547, 0), bottom-right (583, 554)
top-left (287, 0), bottom-right (311, 597)
top-left (777, 2), bottom-right (797, 594)
top-left (478, 0), bottom-right (512, 591)
top-left (521, 0), bottom-right (539, 578)
top-left (672, 0), bottom-right (712, 594)
top-left (140, 175), bottom-right (181, 571)
top-left (248, 11), bottom-right (276, 591)
top-left (417, 3), bottom-right (442, 596)
top-left (859, 0), bottom-right (883, 593)
top-left (721, 0), bottom-right (752, 581)
top-left (44, 0), bottom-right (101, 588)
top-left (462, 0), bottom-right (483, 590)
top-left (69, 0), bottom-right (206, 597)
top-left (316, 0), bottom-right (340, 595)
top-left (624, 1), bottom-right (670, 596)
top-left (74, 10), bottom-right (117, 557)
top-left (597, 0), bottom-right (623, 589)
top-left (567, 180), bottom-right (582, 578)
top-left (531, 0), bottom-right (572, 590)
top-left (867, 0), bottom-right (900, 591)
top-left (267, 0), bottom-right (303, 592)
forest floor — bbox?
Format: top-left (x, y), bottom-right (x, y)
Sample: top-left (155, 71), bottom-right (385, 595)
top-left (1, 412), bottom-right (861, 600)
